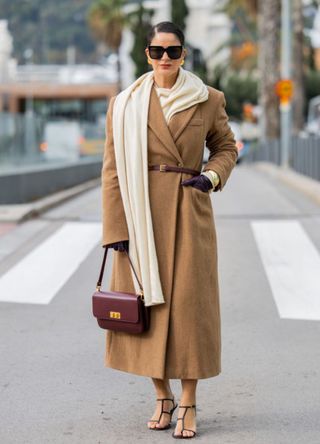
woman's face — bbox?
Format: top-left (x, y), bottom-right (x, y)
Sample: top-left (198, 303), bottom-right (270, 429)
top-left (145, 32), bottom-right (186, 78)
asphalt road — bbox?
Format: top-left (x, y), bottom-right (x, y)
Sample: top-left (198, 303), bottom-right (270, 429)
top-left (1, 163), bottom-right (320, 444)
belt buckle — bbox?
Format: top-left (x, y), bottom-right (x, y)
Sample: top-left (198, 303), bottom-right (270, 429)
top-left (159, 164), bottom-right (167, 172)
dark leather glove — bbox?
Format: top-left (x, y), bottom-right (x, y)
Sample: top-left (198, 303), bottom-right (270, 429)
top-left (105, 240), bottom-right (129, 252)
top-left (181, 174), bottom-right (213, 192)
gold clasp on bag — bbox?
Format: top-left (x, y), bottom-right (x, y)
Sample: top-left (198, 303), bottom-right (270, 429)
top-left (110, 311), bottom-right (121, 319)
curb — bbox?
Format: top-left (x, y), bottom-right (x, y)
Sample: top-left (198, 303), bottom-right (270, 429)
top-left (0, 177), bottom-right (101, 223)
top-left (253, 161), bottom-right (320, 207)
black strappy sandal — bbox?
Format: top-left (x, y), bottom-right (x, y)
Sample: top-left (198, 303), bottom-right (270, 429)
top-left (172, 405), bottom-right (197, 439)
top-left (148, 397), bottom-right (178, 430)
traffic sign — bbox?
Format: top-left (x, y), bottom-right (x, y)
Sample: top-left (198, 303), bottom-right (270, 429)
top-left (275, 79), bottom-right (294, 103)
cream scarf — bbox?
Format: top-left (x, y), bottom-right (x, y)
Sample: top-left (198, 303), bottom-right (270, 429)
top-left (112, 67), bottom-right (208, 307)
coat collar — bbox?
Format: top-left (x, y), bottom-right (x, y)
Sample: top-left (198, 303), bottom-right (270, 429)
top-left (147, 85), bottom-right (199, 163)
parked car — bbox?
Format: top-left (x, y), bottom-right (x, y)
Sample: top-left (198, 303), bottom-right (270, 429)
top-left (40, 121), bottom-right (81, 161)
top-left (40, 120), bottom-right (105, 160)
top-left (304, 95), bottom-right (320, 136)
top-left (78, 122), bottom-right (105, 157)
top-left (229, 121), bottom-right (248, 163)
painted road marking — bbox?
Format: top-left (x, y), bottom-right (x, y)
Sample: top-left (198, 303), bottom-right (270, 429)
top-left (251, 220), bottom-right (320, 320)
top-left (0, 222), bottom-right (101, 304)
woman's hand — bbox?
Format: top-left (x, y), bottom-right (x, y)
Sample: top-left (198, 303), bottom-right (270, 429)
top-left (104, 240), bottom-right (129, 252)
top-left (181, 175), bottom-right (213, 193)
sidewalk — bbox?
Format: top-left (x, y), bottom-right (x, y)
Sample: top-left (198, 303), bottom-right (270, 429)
top-left (253, 162), bottom-right (320, 207)
top-left (0, 177), bottom-right (100, 223)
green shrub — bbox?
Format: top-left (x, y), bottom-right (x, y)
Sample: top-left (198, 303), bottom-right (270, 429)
top-left (209, 69), bottom-right (258, 119)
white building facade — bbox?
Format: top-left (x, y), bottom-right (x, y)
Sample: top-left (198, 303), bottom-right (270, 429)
top-left (0, 20), bottom-right (17, 82)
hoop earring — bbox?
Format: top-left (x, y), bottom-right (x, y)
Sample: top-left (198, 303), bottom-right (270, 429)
top-left (180, 59), bottom-right (185, 66)
top-left (148, 58), bottom-right (152, 65)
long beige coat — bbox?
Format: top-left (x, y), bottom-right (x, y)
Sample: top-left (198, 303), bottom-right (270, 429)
top-left (101, 83), bottom-right (238, 379)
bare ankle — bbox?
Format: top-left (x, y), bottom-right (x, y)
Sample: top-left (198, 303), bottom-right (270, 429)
top-left (156, 389), bottom-right (174, 399)
top-left (151, 378), bottom-right (174, 399)
top-left (180, 399), bottom-right (196, 405)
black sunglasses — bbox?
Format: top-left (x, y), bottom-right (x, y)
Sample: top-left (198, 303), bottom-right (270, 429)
top-left (148, 45), bottom-right (183, 60)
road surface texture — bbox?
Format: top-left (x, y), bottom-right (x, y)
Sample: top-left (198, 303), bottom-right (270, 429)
top-left (0, 163), bottom-right (319, 444)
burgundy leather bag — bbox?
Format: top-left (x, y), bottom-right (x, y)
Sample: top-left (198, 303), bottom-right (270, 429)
top-left (92, 246), bottom-right (150, 334)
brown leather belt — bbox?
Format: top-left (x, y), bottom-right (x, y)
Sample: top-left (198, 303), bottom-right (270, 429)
top-left (148, 164), bottom-right (201, 176)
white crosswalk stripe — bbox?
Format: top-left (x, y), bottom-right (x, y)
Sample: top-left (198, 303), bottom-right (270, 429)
top-left (0, 222), bottom-right (101, 304)
top-left (251, 220), bottom-right (320, 320)
top-left (2, 218), bottom-right (320, 319)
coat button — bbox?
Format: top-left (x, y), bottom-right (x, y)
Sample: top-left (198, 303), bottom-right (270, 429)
top-left (177, 162), bottom-right (183, 167)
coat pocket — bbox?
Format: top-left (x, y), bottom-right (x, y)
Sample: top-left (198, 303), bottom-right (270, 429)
top-left (190, 185), bottom-right (210, 198)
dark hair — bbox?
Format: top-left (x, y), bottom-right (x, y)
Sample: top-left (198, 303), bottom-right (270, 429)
top-left (146, 21), bottom-right (185, 46)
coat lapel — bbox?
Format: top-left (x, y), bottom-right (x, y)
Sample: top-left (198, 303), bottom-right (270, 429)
top-left (168, 103), bottom-right (198, 143)
top-left (148, 86), bottom-right (199, 164)
top-left (148, 87), bottom-right (182, 163)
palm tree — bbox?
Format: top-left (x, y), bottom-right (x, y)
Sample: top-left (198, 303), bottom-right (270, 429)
top-left (88, 0), bottom-right (128, 91)
top-left (213, 0), bottom-right (258, 75)
top-left (223, 0), bottom-right (305, 139)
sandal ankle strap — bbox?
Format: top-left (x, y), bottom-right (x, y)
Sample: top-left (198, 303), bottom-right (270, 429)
top-left (177, 405), bottom-right (197, 419)
top-left (156, 397), bottom-right (174, 401)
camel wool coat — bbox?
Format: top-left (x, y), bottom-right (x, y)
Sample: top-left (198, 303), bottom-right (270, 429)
top-left (101, 83), bottom-right (238, 379)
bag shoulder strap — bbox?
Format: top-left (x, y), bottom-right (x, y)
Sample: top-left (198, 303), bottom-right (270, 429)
top-left (96, 246), bottom-right (143, 295)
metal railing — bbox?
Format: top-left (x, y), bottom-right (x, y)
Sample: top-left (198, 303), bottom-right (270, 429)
top-left (245, 136), bottom-right (320, 182)
top-left (291, 136), bottom-right (320, 181)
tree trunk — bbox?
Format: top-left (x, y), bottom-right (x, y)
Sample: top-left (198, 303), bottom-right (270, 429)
top-left (292, 0), bottom-right (305, 134)
top-left (258, 0), bottom-right (281, 140)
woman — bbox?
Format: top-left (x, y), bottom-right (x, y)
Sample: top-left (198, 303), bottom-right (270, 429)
top-left (101, 21), bottom-right (238, 439)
